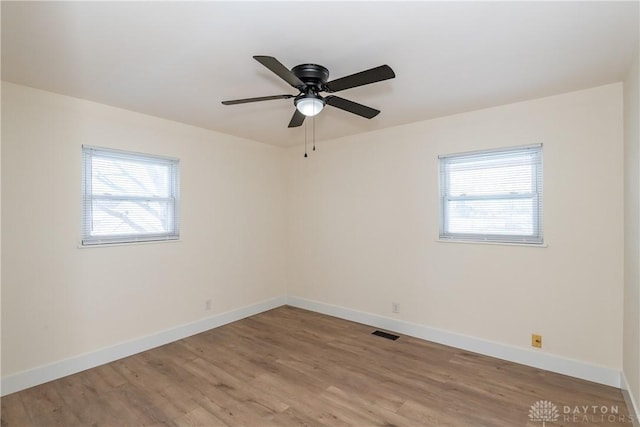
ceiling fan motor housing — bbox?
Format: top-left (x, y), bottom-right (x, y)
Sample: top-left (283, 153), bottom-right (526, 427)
top-left (291, 64), bottom-right (330, 90)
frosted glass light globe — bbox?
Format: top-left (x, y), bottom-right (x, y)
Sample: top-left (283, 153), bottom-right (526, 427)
top-left (296, 97), bottom-right (324, 117)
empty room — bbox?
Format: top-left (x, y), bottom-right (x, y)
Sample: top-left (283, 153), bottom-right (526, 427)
top-left (1, 1), bottom-right (639, 426)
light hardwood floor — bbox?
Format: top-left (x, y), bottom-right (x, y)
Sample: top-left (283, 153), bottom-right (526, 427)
top-left (1, 306), bottom-right (632, 426)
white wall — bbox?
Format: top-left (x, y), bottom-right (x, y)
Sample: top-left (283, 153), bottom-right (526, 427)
top-left (624, 52), bottom-right (640, 415)
top-left (1, 82), bottom-right (287, 377)
top-left (1, 81), bottom-right (3, 383)
top-left (288, 84), bottom-right (624, 371)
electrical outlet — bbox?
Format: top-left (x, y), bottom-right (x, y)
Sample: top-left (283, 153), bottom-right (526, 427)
top-left (532, 334), bottom-right (542, 348)
top-left (392, 302), bottom-right (400, 314)
top-left (205, 299), bottom-right (212, 311)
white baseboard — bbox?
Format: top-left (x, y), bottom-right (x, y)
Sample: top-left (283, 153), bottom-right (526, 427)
top-left (1, 296), bottom-right (286, 396)
top-left (286, 296), bottom-right (622, 388)
top-left (622, 371), bottom-right (640, 427)
top-left (1, 294), bottom-right (625, 397)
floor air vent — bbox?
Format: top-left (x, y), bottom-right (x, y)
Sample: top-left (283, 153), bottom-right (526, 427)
top-left (372, 330), bottom-right (399, 340)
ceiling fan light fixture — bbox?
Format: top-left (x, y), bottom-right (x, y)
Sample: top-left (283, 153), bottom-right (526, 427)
top-left (295, 95), bottom-right (325, 117)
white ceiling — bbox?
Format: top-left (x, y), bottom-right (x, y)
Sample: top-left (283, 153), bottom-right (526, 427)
top-left (2, 1), bottom-right (638, 147)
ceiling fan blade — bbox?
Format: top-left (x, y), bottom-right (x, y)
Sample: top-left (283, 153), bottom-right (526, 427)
top-left (325, 65), bottom-right (395, 93)
top-left (221, 94), bottom-right (294, 105)
top-left (254, 56), bottom-right (305, 89)
top-left (325, 96), bottom-right (380, 119)
top-left (288, 109), bottom-right (306, 128)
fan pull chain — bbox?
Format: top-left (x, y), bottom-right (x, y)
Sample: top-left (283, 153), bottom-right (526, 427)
top-left (304, 120), bottom-right (308, 158)
top-left (313, 115), bottom-right (316, 151)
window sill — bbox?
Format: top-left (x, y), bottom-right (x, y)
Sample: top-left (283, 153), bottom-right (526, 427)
top-left (78, 239), bottom-right (181, 249)
top-left (436, 239), bottom-right (547, 248)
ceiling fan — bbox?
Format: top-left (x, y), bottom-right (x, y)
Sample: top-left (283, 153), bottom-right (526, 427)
top-left (222, 56), bottom-right (396, 128)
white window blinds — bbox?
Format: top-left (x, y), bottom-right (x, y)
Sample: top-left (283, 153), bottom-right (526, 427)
top-left (439, 144), bottom-right (543, 244)
top-left (82, 146), bottom-right (180, 246)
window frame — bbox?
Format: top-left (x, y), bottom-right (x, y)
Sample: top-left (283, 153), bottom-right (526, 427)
top-left (81, 145), bottom-right (180, 246)
top-left (438, 144), bottom-right (543, 245)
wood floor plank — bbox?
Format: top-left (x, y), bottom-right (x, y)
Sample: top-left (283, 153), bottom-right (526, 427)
top-left (1, 306), bottom-right (632, 426)
top-left (0, 393), bottom-right (31, 427)
top-left (53, 372), bottom-right (129, 427)
top-left (110, 381), bottom-right (178, 426)
top-left (18, 382), bottom-right (82, 427)
top-left (173, 405), bottom-right (228, 427)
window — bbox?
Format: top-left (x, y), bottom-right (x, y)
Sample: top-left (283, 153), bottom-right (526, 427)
top-left (439, 144), bottom-right (543, 244)
top-left (82, 146), bottom-right (180, 246)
